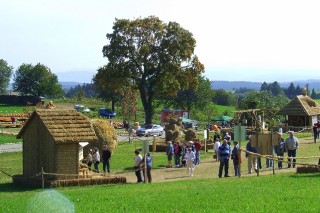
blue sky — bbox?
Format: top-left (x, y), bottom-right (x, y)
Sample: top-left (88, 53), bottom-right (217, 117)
top-left (1, 0), bottom-right (320, 83)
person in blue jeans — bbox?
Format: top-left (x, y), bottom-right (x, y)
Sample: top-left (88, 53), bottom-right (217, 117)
top-left (218, 139), bottom-right (231, 178)
top-left (194, 139), bottom-right (202, 165)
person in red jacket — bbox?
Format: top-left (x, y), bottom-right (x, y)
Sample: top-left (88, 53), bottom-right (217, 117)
top-left (194, 139), bottom-right (202, 165)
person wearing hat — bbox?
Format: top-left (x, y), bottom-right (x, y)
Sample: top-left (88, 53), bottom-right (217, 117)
top-left (231, 141), bottom-right (240, 176)
top-left (274, 133), bottom-right (285, 169)
top-left (285, 131), bottom-right (299, 168)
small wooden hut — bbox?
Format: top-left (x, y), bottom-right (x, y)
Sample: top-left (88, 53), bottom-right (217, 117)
top-left (17, 109), bottom-right (97, 179)
top-left (277, 91), bottom-right (320, 127)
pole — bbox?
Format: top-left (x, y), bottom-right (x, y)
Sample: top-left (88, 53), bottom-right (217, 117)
top-left (144, 153), bottom-right (147, 183)
top-left (256, 133), bottom-right (259, 177)
top-left (41, 167), bottom-right (44, 190)
top-left (238, 124), bottom-right (241, 177)
top-left (272, 131), bottom-right (275, 175)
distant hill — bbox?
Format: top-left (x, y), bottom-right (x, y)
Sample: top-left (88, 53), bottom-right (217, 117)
top-left (212, 80), bottom-right (320, 91)
top-left (56, 71), bottom-right (96, 84)
top-left (59, 82), bottom-right (84, 90)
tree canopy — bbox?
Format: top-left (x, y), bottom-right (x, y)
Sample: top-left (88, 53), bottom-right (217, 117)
top-left (13, 63), bottom-right (63, 97)
top-left (98, 16), bottom-right (204, 124)
top-left (0, 59), bottom-right (13, 94)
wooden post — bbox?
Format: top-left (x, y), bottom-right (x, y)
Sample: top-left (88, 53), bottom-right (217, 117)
top-left (272, 131), bottom-right (275, 175)
top-left (41, 167), bottom-right (44, 190)
top-left (144, 153), bottom-right (147, 183)
top-left (238, 124), bottom-right (241, 178)
top-left (256, 133), bottom-right (259, 177)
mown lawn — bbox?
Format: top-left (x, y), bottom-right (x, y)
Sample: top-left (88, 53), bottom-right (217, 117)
top-left (0, 134), bottom-right (22, 145)
top-left (0, 173), bottom-right (320, 212)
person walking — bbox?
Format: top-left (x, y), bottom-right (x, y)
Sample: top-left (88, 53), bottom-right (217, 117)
top-left (102, 145), bottom-right (112, 173)
top-left (185, 147), bottom-right (195, 176)
top-left (218, 139), bottom-right (231, 178)
top-left (285, 131), bottom-right (299, 168)
top-left (134, 150), bottom-right (143, 183)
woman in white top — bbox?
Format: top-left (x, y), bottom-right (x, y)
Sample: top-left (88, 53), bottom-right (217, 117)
top-left (185, 147), bottom-right (195, 176)
top-left (93, 147), bottom-right (100, 172)
top-left (214, 139), bottom-right (221, 162)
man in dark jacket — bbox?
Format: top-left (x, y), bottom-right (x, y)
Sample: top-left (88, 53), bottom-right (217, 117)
top-left (102, 145), bottom-right (112, 173)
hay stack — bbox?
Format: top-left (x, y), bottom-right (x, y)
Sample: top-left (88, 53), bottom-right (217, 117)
top-left (91, 119), bottom-right (118, 152)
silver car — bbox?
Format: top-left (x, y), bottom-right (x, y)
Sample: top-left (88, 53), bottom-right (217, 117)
top-left (136, 124), bottom-right (164, 136)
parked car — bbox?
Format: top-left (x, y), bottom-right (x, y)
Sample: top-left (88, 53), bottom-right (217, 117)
top-left (98, 108), bottom-right (116, 118)
top-left (74, 104), bottom-right (90, 113)
top-left (136, 124), bottom-right (164, 136)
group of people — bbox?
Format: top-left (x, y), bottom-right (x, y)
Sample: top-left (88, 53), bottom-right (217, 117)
top-left (245, 130), bottom-right (299, 173)
top-left (134, 150), bottom-right (152, 183)
top-left (86, 145), bottom-right (112, 173)
top-left (165, 139), bottom-right (202, 176)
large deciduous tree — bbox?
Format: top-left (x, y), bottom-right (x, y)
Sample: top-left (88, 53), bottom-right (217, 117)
top-left (0, 59), bottom-right (14, 94)
top-left (13, 63), bottom-right (63, 97)
top-left (99, 16), bottom-right (204, 124)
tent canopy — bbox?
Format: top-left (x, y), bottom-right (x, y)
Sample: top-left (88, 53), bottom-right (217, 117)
top-left (211, 115), bottom-right (233, 122)
top-left (180, 117), bottom-right (194, 123)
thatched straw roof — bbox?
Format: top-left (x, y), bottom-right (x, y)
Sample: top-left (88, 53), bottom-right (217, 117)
top-left (17, 109), bottom-right (97, 143)
top-left (277, 95), bottom-right (320, 116)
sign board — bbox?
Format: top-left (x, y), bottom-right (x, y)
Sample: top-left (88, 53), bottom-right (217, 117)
top-left (204, 129), bottom-right (208, 139)
top-left (142, 140), bottom-right (149, 154)
top-left (251, 133), bottom-right (279, 155)
top-left (233, 125), bottom-right (246, 143)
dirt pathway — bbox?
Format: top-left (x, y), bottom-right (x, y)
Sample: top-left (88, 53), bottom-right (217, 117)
top-left (112, 137), bottom-right (318, 183)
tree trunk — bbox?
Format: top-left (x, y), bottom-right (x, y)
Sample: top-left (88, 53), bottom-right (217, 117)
top-left (139, 84), bottom-right (153, 124)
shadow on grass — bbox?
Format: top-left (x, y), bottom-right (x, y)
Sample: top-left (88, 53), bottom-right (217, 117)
top-left (0, 182), bottom-right (36, 192)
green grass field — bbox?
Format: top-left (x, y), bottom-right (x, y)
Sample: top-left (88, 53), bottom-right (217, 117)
top-left (1, 100), bottom-right (320, 212)
top-left (0, 104), bottom-right (25, 114)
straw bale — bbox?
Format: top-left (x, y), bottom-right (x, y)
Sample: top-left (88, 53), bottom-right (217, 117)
top-left (91, 120), bottom-right (118, 152)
